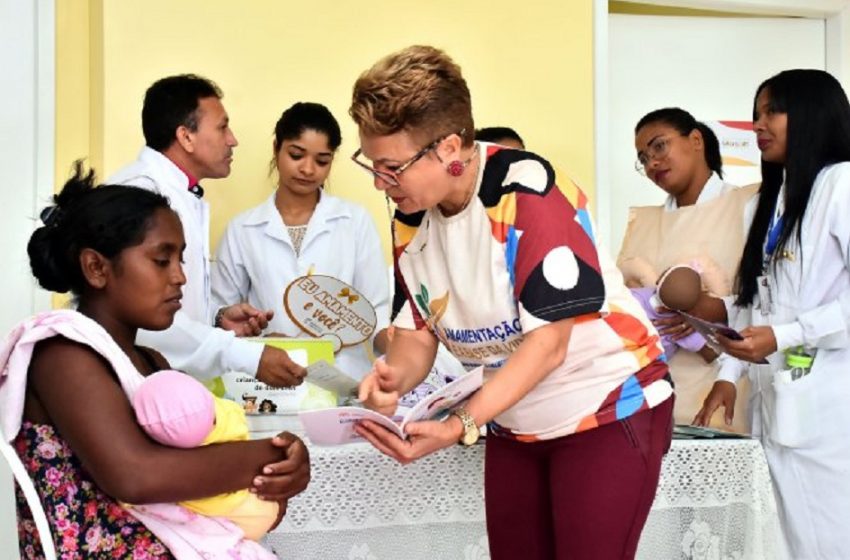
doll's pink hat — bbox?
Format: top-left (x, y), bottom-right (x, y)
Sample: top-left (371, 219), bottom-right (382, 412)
top-left (133, 369), bottom-right (215, 448)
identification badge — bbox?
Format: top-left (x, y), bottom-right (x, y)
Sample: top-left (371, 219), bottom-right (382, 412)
top-left (757, 274), bottom-right (775, 316)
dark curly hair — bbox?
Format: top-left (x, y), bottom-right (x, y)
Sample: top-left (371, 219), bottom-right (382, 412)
top-left (28, 160), bottom-right (173, 295)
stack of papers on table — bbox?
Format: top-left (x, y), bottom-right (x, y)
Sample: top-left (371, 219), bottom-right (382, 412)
top-left (673, 425), bottom-right (751, 439)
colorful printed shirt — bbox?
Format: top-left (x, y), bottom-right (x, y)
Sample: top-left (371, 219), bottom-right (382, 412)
top-left (391, 144), bottom-right (672, 441)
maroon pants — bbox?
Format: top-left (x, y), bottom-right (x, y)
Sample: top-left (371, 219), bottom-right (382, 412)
top-left (484, 397), bottom-right (673, 560)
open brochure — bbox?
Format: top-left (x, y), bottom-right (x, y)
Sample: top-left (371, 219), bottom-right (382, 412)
top-left (298, 365), bottom-right (484, 446)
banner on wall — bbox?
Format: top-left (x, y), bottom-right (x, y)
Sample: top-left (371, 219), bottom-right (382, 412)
top-left (705, 121), bottom-right (761, 187)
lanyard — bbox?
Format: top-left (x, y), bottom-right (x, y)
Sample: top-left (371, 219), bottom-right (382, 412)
top-left (759, 196), bottom-right (784, 316)
top-left (763, 188), bottom-right (785, 268)
top-left (765, 213), bottom-right (784, 259)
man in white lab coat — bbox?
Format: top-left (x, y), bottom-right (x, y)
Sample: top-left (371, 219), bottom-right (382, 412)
top-left (109, 74), bottom-right (305, 387)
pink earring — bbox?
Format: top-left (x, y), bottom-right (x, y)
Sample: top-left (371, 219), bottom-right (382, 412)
top-left (447, 160), bottom-right (465, 177)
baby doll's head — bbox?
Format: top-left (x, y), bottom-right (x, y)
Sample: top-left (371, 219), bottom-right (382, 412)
top-left (657, 265), bottom-right (702, 311)
top-left (133, 369), bottom-right (215, 448)
top-left (688, 256), bottom-right (729, 296)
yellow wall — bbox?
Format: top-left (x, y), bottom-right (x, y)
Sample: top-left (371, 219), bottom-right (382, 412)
top-left (55, 1), bottom-right (92, 184)
top-left (57, 0), bottom-right (594, 260)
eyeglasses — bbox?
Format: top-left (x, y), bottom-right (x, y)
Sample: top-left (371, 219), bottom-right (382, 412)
top-left (635, 136), bottom-right (672, 175)
top-left (351, 129), bottom-right (465, 187)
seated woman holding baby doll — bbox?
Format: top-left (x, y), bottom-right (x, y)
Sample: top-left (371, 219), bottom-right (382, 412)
top-left (0, 163), bottom-right (309, 558)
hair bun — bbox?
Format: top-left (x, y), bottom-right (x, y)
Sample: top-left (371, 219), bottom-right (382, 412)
top-left (39, 205), bottom-right (64, 228)
top-left (27, 225), bottom-right (71, 293)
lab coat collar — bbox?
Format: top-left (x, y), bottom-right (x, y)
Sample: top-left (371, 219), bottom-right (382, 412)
top-left (245, 191), bottom-right (352, 245)
top-left (136, 146), bottom-right (194, 193)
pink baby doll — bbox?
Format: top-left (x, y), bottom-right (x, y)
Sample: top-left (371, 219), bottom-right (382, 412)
top-left (133, 370), bottom-right (280, 540)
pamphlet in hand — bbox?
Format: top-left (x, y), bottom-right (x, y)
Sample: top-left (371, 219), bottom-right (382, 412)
top-left (679, 312), bottom-right (769, 364)
top-left (680, 312), bottom-right (743, 342)
top-left (298, 365), bottom-right (484, 446)
top-left (305, 360), bottom-right (360, 397)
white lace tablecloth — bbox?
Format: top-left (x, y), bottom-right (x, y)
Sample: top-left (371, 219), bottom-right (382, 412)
top-left (265, 438), bottom-right (786, 560)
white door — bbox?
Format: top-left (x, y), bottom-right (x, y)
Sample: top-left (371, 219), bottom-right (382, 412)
top-left (603, 14), bottom-right (825, 255)
top-left (0, 1), bottom-right (54, 556)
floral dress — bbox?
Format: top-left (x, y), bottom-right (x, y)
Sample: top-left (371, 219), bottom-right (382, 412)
top-left (14, 421), bottom-right (175, 559)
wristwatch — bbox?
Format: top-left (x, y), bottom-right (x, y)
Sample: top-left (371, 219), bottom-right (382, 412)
top-left (451, 407), bottom-right (480, 446)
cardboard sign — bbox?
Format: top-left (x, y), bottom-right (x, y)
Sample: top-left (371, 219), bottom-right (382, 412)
top-left (283, 275), bottom-right (377, 353)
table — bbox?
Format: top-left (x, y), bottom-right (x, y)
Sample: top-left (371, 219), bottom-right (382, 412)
top-left (264, 438), bottom-right (786, 559)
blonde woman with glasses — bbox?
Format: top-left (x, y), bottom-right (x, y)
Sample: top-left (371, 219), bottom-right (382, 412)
top-left (350, 45), bottom-right (674, 560)
top-left (618, 108), bottom-right (756, 433)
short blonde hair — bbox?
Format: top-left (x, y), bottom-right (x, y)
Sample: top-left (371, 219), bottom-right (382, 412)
top-left (350, 45), bottom-right (474, 147)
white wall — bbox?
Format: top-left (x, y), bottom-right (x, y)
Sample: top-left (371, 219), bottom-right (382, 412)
top-left (602, 14), bottom-right (825, 255)
top-left (0, 0), bottom-right (55, 557)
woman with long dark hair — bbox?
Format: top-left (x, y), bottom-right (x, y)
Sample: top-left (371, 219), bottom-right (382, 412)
top-left (696, 69), bottom-right (850, 558)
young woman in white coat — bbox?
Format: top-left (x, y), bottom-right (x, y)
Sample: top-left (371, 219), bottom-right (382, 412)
top-left (695, 69), bottom-right (850, 559)
top-left (212, 102), bottom-right (389, 380)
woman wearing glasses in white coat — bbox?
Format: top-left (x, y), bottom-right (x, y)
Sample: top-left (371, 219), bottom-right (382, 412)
top-left (212, 102), bottom-right (390, 381)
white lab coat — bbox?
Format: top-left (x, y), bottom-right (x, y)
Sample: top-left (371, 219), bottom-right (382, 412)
top-left (211, 192), bottom-right (390, 380)
top-left (108, 147), bottom-right (263, 379)
top-left (719, 162), bottom-right (850, 559)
